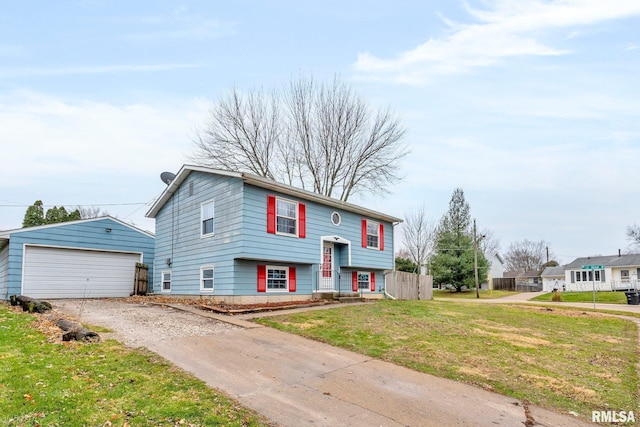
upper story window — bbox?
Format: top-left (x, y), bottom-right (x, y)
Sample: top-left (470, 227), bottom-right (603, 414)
top-left (331, 212), bottom-right (341, 226)
top-left (277, 199), bottom-right (298, 235)
top-left (201, 200), bottom-right (214, 237)
top-left (366, 221), bottom-right (379, 248)
top-left (267, 195), bottom-right (306, 238)
top-left (362, 219), bottom-right (384, 250)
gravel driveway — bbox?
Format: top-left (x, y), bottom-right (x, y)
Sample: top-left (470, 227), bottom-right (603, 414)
top-left (52, 299), bottom-right (240, 349)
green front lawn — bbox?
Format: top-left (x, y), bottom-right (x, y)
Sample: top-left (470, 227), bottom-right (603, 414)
top-left (0, 304), bottom-right (272, 426)
top-left (531, 291), bottom-right (627, 304)
top-left (256, 300), bottom-right (639, 421)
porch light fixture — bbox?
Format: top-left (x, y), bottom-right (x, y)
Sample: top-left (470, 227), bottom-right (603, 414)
top-left (105, 228), bottom-right (112, 233)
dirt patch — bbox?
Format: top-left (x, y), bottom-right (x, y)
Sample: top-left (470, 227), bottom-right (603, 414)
top-left (50, 299), bottom-right (240, 349)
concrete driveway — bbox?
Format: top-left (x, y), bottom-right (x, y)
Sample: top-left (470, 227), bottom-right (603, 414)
top-left (53, 299), bottom-right (595, 427)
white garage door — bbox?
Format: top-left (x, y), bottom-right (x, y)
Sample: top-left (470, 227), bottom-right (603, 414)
top-left (23, 246), bottom-right (141, 299)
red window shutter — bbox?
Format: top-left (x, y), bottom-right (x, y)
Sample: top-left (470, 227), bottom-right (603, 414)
top-left (289, 267), bottom-right (296, 292)
top-left (370, 272), bottom-right (376, 291)
top-left (267, 195), bottom-right (276, 234)
top-left (361, 219), bottom-right (367, 247)
top-left (379, 223), bottom-right (384, 251)
top-left (257, 265), bottom-right (266, 292)
top-left (298, 203), bottom-right (306, 238)
top-left (352, 271), bottom-right (358, 292)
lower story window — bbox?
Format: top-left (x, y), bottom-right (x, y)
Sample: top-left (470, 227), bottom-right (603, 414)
top-left (201, 266), bottom-right (214, 291)
top-left (267, 266), bottom-right (288, 291)
top-left (357, 272), bottom-right (370, 290)
top-left (162, 271), bottom-right (171, 292)
top-left (621, 270), bottom-right (630, 282)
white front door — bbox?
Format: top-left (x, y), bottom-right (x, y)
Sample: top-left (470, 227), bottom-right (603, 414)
top-left (320, 242), bottom-right (334, 290)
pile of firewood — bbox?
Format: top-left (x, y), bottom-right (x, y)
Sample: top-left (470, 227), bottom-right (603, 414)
top-left (10, 295), bottom-right (100, 342)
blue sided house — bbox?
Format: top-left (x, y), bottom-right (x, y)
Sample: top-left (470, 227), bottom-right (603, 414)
top-left (0, 217), bottom-right (155, 300)
top-left (146, 165), bottom-right (401, 302)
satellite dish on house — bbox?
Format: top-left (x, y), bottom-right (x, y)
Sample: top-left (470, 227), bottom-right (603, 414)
top-left (160, 172), bottom-right (176, 185)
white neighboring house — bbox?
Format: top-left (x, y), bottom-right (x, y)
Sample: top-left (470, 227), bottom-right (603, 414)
top-left (564, 254), bottom-right (640, 291)
top-left (486, 252), bottom-right (504, 290)
top-left (541, 266), bottom-right (566, 292)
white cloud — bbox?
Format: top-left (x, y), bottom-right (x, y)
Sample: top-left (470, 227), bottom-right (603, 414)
top-left (0, 91), bottom-right (209, 188)
top-left (0, 63), bottom-right (205, 78)
top-left (353, 0), bottom-right (640, 84)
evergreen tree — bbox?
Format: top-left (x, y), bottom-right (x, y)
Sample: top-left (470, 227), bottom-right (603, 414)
top-left (22, 200), bottom-right (45, 227)
top-left (22, 201), bottom-right (83, 228)
top-left (430, 188), bottom-right (488, 291)
top-left (395, 256), bottom-right (419, 273)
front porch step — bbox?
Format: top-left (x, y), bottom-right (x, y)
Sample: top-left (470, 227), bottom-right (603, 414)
top-left (335, 296), bottom-right (365, 303)
top-left (313, 292), bottom-right (365, 302)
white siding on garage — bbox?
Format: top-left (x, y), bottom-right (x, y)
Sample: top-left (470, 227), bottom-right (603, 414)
top-left (22, 246), bottom-right (141, 299)
top-left (0, 244), bottom-right (9, 299)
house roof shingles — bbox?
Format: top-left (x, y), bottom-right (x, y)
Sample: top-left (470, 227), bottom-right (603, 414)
top-left (565, 254), bottom-right (640, 269)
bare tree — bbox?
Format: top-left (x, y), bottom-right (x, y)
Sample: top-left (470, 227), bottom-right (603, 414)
top-left (192, 87), bottom-right (281, 180)
top-left (627, 224), bottom-right (640, 247)
top-left (479, 228), bottom-right (501, 259)
top-left (401, 206), bottom-right (437, 274)
top-left (190, 75), bottom-right (408, 201)
top-left (503, 239), bottom-right (553, 272)
top-left (76, 206), bottom-right (109, 219)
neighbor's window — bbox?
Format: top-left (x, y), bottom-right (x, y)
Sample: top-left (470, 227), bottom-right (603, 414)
top-left (366, 221), bottom-right (379, 249)
top-left (621, 270), bottom-right (630, 282)
top-left (201, 266), bottom-right (214, 291)
top-left (201, 200), bottom-right (214, 237)
top-left (267, 266), bottom-right (288, 291)
top-left (357, 272), bottom-right (371, 290)
top-left (276, 198), bottom-right (297, 236)
top-left (576, 271), bottom-right (581, 282)
top-left (595, 270), bottom-right (601, 281)
top-left (161, 271), bottom-right (171, 292)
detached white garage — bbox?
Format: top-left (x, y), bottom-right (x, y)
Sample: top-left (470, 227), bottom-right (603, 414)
top-left (23, 246), bottom-right (141, 299)
top-left (0, 217), bottom-right (155, 300)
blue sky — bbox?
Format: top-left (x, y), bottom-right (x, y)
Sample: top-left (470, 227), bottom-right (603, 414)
top-left (1, 0), bottom-right (639, 264)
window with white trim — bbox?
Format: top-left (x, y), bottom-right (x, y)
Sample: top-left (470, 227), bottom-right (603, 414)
top-left (621, 270), bottom-right (630, 282)
top-left (200, 266), bottom-right (214, 291)
top-left (267, 266), bottom-right (288, 291)
top-left (276, 198), bottom-right (297, 235)
top-left (331, 212), bottom-right (341, 226)
top-left (161, 271), bottom-right (171, 292)
top-left (366, 221), bottom-right (379, 249)
top-left (357, 272), bottom-right (371, 291)
top-left (201, 200), bottom-right (214, 237)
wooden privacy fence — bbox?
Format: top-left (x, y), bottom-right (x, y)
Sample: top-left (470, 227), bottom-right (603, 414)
top-left (492, 277), bottom-right (516, 291)
top-left (133, 263), bottom-right (149, 295)
top-left (385, 271), bottom-right (433, 300)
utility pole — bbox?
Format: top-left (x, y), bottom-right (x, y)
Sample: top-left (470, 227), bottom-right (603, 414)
top-left (546, 246), bottom-right (549, 264)
top-left (474, 219), bottom-right (480, 299)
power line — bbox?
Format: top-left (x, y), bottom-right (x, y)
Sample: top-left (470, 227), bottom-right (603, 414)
top-left (0, 202), bottom-right (148, 208)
